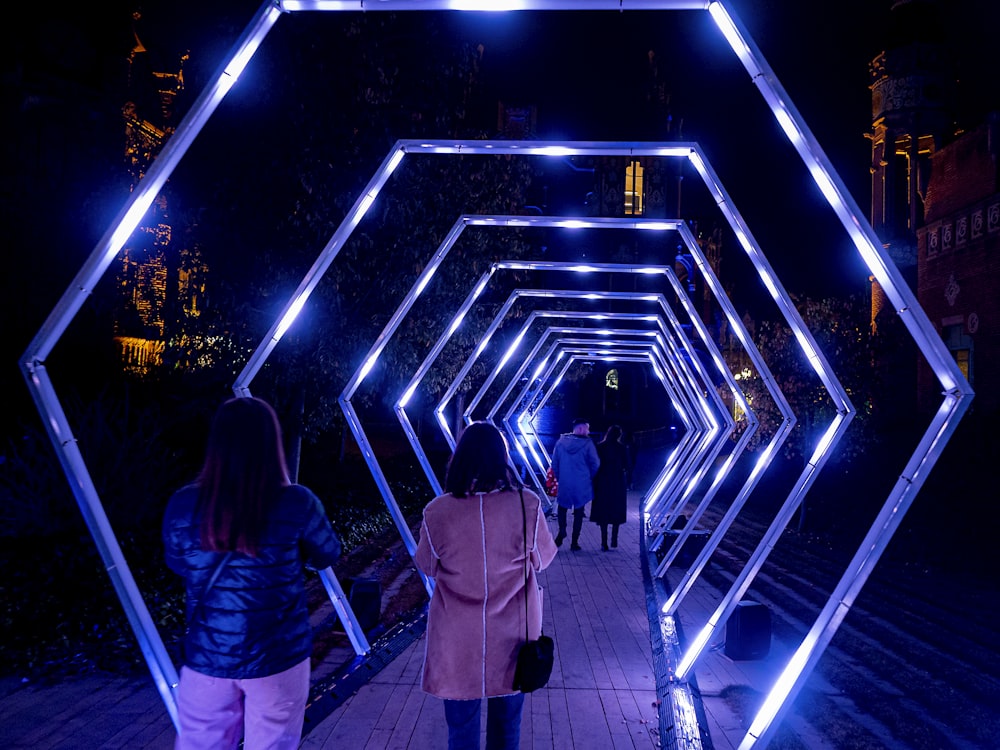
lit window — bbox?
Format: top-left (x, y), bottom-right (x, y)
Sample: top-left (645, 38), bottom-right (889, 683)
top-left (954, 348), bottom-right (970, 380)
top-left (942, 323), bottom-right (973, 384)
top-left (625, 161), bottom-right (644, 216)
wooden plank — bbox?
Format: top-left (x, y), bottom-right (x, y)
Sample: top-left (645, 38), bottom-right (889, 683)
top-left (406, 692), bottom-right (448, 748)
top-left (379, 686), bottom-right (434, 749)
top-left (0, 489), bottom-right (698, 750)
top-left (102, 719), bottom-right (175, 750)
top-left (0, 679), bottom-right (100, 746)
top-left (543, 687), bottom-right (576, 750)
top-left (526, 689), bottom-right (556, 749)
top-left (7, 677), bottom-right (164, 749)
top-left (309, 683), bottom-right (383, 746)
top-left (372, 683), bottom-right (416, 733)
top-left (599, 687), bottom-right (660, 749)
top-left (563, 686), bottom-right (614, 748)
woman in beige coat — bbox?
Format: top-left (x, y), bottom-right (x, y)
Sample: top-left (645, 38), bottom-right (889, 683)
top-left (415, 421), bottom-right (558, 750)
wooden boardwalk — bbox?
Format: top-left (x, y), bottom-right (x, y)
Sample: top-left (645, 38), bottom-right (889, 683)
top-left (0, 454), bottom-right (839, 749)
top-left (302, 497), bottom-right (662, 750)
top-left (0, 496), bottom-right (664, 750)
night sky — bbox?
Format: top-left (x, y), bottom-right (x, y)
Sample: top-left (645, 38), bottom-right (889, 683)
top-left (3, 0), bottom-right (999, 401)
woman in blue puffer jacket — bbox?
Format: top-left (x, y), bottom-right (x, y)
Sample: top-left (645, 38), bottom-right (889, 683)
top-left (163, 397), bottom-right (341, 750)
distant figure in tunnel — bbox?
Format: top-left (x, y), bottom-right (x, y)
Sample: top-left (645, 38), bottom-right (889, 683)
top-left (162, 396), bottom-right (342, 750)
top-left (415, 421), bottom-right (558, 750)
top-left (591, 425), bottom-right (629, 551)
top-left (551, 418), bottom-right (600, 551)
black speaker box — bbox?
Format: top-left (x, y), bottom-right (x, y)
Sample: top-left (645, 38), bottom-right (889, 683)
top-left (658, 529), bottom-right (710, 567)
top-left (725, 600), bottom-right (771, 660)
top-left (348, 577), bottom-right (382, 632)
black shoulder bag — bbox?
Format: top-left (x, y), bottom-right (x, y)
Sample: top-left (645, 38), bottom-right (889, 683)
top-left (512, 487), bottom-right (554, 693)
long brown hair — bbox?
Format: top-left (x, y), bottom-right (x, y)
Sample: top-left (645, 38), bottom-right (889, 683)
top-left (197, 397), bottom-right (290, 555)
top-left (445, 421), bottom-right (519, 497)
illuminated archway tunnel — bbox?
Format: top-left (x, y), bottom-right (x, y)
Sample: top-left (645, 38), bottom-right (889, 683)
top-left (19, 3), bottom-right (972, 748)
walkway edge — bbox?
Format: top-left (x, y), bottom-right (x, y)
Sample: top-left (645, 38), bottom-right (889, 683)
top-left (640, 523), bottom-right (714, 750)
top-left (303, 606), bottom-right (428, 737)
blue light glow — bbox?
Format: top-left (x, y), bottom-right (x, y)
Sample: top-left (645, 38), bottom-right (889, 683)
top-left (24, 3), bottom-right (974, 746)
top-left (274, 296), bottom-right (307, 339)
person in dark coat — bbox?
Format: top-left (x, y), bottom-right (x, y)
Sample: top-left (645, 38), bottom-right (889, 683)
top-left (590, 425), bottom-right (629, 551)
top-left (163, 396), bottom-right (341, 750)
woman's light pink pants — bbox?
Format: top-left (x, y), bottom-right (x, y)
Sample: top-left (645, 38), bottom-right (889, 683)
top-left (174, 658), bottom-right (310, 750)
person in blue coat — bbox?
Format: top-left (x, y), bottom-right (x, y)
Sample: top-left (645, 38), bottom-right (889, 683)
top-left (551, 418), bottom-right (600, 551)
top-left (163, 396), bottom-right (341, 750)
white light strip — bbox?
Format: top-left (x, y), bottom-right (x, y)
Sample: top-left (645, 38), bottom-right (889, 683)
top-left (282, 2), bottom-right (711, 12)
top-left (25, 2), bottom-right (974, 745)
top-left (274, 295), bottom-right (308, 339)
top-left (708, 2), bottom-right (757, 74)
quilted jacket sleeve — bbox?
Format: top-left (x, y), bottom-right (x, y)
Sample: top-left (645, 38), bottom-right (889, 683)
top-left (297, 486), bottom-right (342, 571)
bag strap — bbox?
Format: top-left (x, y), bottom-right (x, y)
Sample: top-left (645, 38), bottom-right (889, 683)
top-left (192, 551), bottom-right (233, 627)
top-left (519, 486), bottom-right (529, 643)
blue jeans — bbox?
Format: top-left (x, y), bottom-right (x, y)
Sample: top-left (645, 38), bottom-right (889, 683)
top-left (443, 693), bottom-right (525, 750)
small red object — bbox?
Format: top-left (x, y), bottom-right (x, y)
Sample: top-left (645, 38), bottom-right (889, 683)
top-left (544, 467), bottom-right (558, 497)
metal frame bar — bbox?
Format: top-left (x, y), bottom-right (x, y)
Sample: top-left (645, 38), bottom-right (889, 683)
top-left (19, 2), bottom-right (973, 746)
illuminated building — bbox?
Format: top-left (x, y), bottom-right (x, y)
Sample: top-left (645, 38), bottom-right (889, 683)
top-left (868, 0), bottom-right (998, 414)
top-left (114, 12), bottom-right (208, 375)
top-left (916, 118), bottom-right (999, 413)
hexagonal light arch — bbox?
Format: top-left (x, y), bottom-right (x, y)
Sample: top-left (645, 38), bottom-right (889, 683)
top-left (507, 343), bottom-right (712, 472)
top-left (437, 250), bottom-right (769, 542)
top-left (506, 338), bottom-right (729, 515)
top-left (362, 214), bottom-right (799, 556)
top-left (469, 315), bottom-right (704, 496)
top-left (500, 334), bottom-right (721, 472)
top-left (244, 134), bottom-right (853, 624)
top-left (358, 210), bottom-right (812, 700)
top-left (325, 173), bottom-right (841, 748)
top-left (430, 285), bottom-right (726, 504)
top-left (331, 252), bottom-right (718, 593)
top-left (489, 329), bottom-right (669, 476)
top-left (506, 347), bottom-right (665, 472)
top-left (465, 310), bottom-right (666, 426)
top-left (494, 324), bottom-right (717, 458)
top-left (487, 312), bottom-right (729, 476)
top-left (19, 2), bottom-right (973, 746)
top-left (359, 214), bottom-right (786, 602)
top-left (402, 259), bottom-right (738, 477)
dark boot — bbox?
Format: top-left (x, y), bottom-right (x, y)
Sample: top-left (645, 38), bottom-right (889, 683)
top-left (570, 509), bottom-right (585, 551)
top-left (611, 524), bottom-right (619, 549)
top-left (555, 506), bottom-right (567, 546)
top-left (600, 525), bottom-right (609, 552)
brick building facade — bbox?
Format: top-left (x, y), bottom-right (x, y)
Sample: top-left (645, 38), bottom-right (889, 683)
top-left (916, 118), bottom-right (1000, 414)
top-left (867, 0), bottom-right (998, 417)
